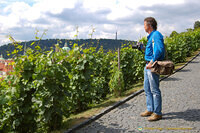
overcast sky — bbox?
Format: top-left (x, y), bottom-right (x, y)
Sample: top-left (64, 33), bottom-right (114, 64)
top-left (0, 0), bottom-right (200, 46)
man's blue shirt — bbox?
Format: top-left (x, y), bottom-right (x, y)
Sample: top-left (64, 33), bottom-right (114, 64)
top-left (145, 30), bottom-right (165, 62)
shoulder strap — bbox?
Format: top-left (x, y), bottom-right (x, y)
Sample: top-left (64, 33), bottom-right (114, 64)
top-left (164, 44), bottom-right (168, 60)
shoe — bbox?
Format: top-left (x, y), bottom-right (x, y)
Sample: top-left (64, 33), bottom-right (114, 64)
top-left (147, 113), bottom-right (162, 121)
top-left (140, 110), bottom-right (153, 117)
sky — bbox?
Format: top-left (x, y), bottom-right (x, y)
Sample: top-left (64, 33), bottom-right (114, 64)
top-left (0, 0), bottom-right (200, 46)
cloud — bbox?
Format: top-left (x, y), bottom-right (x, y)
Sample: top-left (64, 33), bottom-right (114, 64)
top-left (46, 2), bottom-right (111, 25)
top-left (139, 1), bottom-right (200, 22)
top-left (137, 0), bottom-right (200, 34)
top-left (0, 0), bottom-right (200, 46)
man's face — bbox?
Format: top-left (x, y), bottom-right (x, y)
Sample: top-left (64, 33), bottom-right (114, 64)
top-left (144, 21), bottom-right (149, 33)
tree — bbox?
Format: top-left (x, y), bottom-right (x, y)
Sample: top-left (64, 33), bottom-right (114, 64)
top-left (194, 21), bottom-right (200, 29)
top-left (170, 31), bottom-right (178, 37)
top-left (186, 28), bottom-right (193, 32)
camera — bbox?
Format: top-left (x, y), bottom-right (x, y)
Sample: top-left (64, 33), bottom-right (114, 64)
top-left (132, 42), bottom-right (143, 51)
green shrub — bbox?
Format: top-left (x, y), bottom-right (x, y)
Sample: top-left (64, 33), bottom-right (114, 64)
top-left (0, 28), bottom-right (200, 132)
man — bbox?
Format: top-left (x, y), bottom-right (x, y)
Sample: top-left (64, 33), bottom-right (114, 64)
top-left (140, 17), bottom-right (165, 121)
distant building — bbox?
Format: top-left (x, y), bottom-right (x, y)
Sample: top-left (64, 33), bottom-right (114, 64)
top-left (62, 42), bottom-right (71, 52)
top-left (0, 55), bottom-right (14, 77)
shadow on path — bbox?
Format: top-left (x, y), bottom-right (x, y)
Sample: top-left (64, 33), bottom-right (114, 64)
top-left (163, 77), bottom-right (181, 81)
top-left (190, 61), bottom-right (199, 64)
top-left (178, 69), bottom-right (191, 73)
top-left (163, 109), bottom-right (200, 121)
top-left (78, 122), bottom-right (136, 133)
top-left (117, 103), bottom-right (131, 110)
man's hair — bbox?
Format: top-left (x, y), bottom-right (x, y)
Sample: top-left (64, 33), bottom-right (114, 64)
top-left (144, 17), bottom-right (157, 30)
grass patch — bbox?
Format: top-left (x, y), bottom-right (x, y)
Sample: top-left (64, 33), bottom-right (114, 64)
top-left (59, 81), bottom-right (143, 132)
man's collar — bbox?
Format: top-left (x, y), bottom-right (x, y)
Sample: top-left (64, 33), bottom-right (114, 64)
top-left (147, 30), bottom-right (156, 39)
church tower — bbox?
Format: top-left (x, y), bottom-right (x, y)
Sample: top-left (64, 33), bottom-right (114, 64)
top-left (115, 31), bottom-right (117, 40)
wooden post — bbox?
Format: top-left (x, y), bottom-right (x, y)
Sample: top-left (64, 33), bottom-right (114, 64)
top-left (118, 48), bottom-right (120, 70)
top-left (118, 48), bottom-right (121, 95)
top-left (55, 46), bottom-right (59, 52)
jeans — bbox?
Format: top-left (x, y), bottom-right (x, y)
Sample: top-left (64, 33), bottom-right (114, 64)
top-left (144, 66), bottom-right (162, 115)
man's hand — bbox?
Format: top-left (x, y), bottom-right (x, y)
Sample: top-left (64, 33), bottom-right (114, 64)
top-left (146, 62), bottom-right (152, 69)
top-left (137, 42), bottom-right (145, 51)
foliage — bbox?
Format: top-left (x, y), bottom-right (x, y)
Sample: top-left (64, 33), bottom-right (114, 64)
top-left (165, 28), bottom-right (200, 63)
top-left (139, 36), bottom-right (148, 45)
top-left (0, 27), bottom-right (200, 132)
top-left (194, 20), bottom-right (200, 30)
top-left (0, 40), bottom-right (71, 132)
top-left (119, 45), bottom-right (145, 89)
top-left (109, 61), bottom-right (124, 96)
top-left (170, 31), bottom-right (179, 37)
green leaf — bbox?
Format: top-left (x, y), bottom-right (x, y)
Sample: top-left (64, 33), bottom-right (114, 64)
top-left (31, 42), bottom-right (35, 46)
top-left (0, 96), bottom-right (8, 105)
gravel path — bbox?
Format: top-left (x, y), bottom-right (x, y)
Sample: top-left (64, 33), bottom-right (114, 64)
top-left (75, 55), bottom-right (200, 133)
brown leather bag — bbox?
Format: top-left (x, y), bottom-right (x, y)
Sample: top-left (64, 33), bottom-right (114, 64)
top-left (150, 32), bottom-right (175, 75)
top-left (151, 60), bottom-right (174, 75)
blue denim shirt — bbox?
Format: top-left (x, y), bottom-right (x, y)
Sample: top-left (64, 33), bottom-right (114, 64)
top-left (145, 30), bottom-right (165, 62)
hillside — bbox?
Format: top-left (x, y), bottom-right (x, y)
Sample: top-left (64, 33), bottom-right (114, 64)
top-left (0, 39), bottom-right (136, 59)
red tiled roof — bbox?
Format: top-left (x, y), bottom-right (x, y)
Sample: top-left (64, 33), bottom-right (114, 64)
top-left (0, 60), bottom-right (14, 74)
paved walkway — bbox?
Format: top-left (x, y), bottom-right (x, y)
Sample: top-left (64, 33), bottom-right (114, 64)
top-left (76, 55), bottom-right (200, 133)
